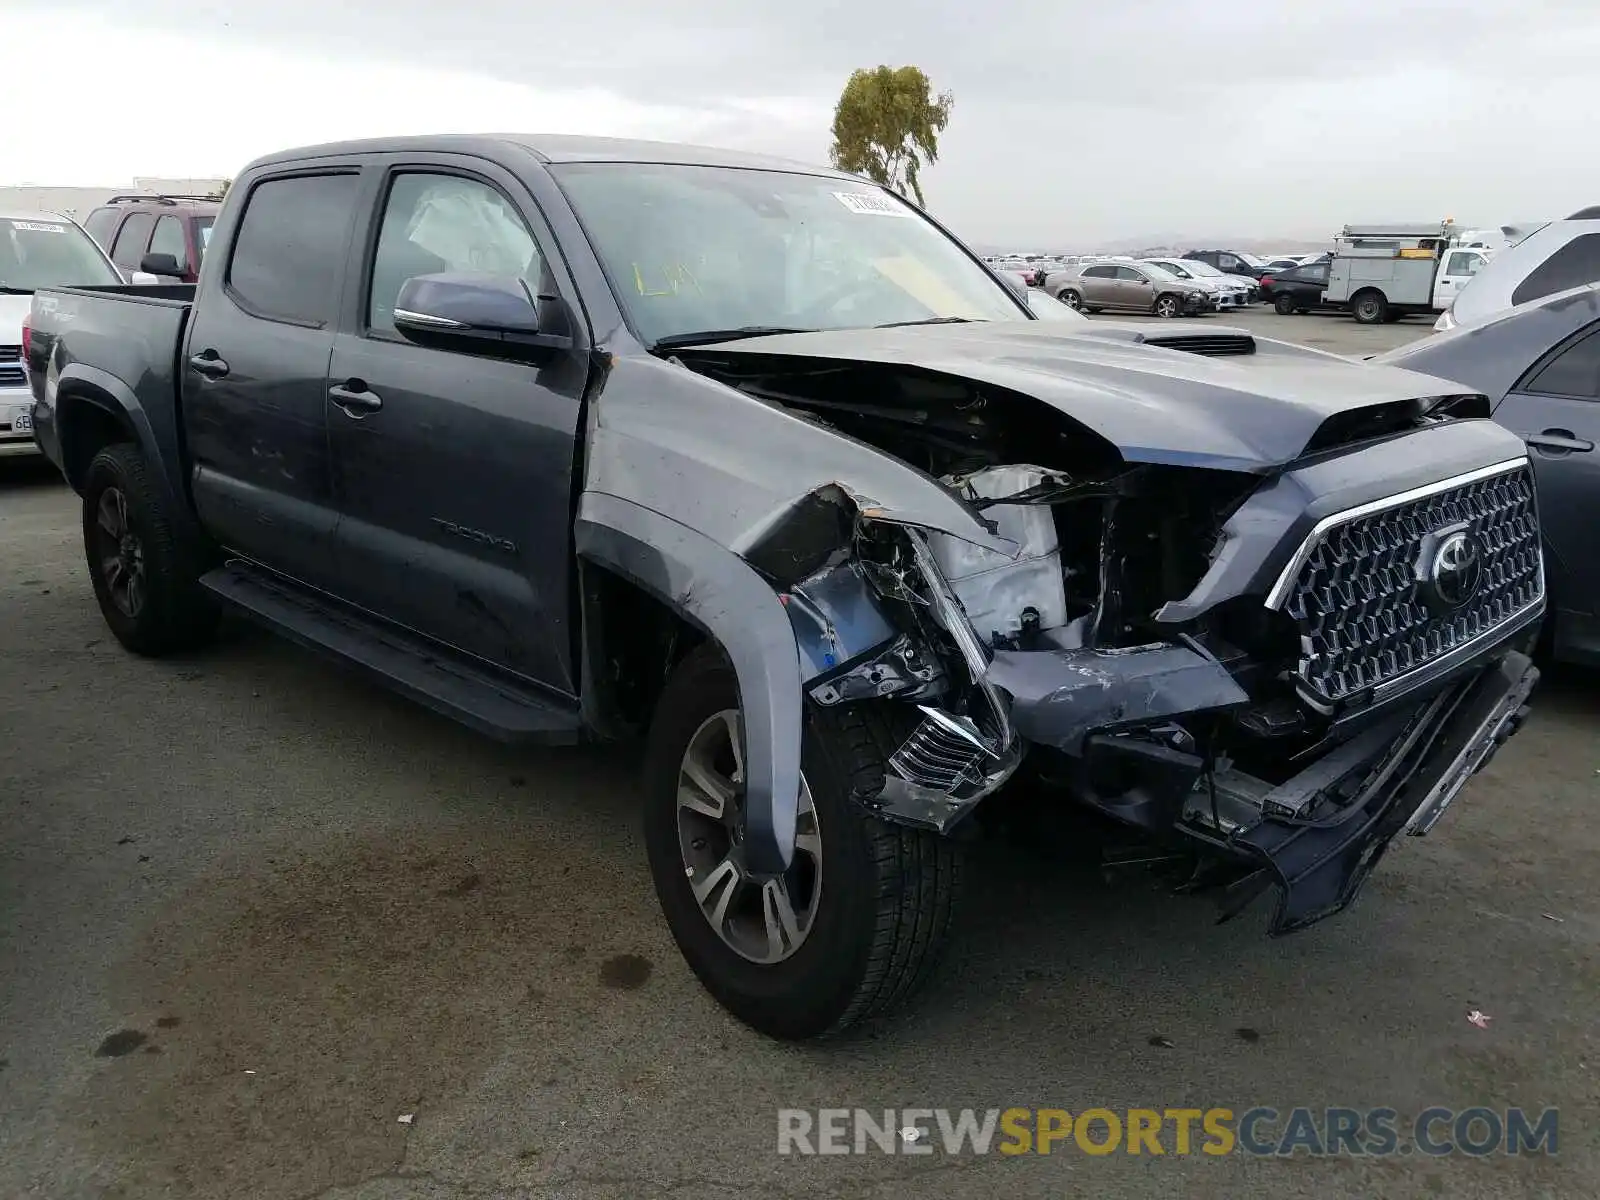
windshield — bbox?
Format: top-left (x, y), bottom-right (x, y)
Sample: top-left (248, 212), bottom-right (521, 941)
top-left (1183, 260), bottom-right (1225, 277)
top-left (1151, 261), bottom-right (1193, 277)
top-left (551, 162), bottom-right (1026, 345)
top-left (0, 216), bottom-right (121, 292)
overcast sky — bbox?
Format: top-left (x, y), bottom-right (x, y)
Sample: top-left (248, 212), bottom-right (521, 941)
top-left (5, 0), bottom-right (1595, 245)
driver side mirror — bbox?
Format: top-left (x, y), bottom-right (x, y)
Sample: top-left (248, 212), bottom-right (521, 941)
top-left (393, 272), bottom-right (573, 364)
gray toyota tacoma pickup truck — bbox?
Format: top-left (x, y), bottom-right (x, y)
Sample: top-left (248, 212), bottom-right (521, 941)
top-left (24, 135), bottom-right (1544, 1040)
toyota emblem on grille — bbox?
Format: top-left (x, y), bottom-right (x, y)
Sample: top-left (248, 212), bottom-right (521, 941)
top-left (1426, 530), bottom-right (1483, 610)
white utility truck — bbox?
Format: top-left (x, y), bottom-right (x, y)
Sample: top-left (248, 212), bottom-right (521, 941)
top-left (1323, 222), bottom-right (1490, 324)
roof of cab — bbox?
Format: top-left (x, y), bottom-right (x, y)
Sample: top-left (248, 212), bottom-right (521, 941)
top-left (246, 133), bottom-right (855, 179)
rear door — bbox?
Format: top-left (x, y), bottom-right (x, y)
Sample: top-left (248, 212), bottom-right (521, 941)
top-left (183, 168), bottom-right (363, 586)
top-left (323, 157), bottom-right (591, 693)
top-left (1496, 323), bottom-right (1600, 643)
top-left (1079, 264), bottom-right (1116, 307)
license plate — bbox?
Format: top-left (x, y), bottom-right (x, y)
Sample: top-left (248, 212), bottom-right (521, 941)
top-left (12, 408), bottom-right (32, 433)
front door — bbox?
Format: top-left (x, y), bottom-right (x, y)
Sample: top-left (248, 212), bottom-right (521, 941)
top-left (1434, 249), bottom-right (1486, 311)
top-left (324, 161), bottom-right (590, 693)
top-left (183, 170), bottom-right (363, 587)
top-left (1496, 323), bottom-right (1600, 653)
top-left (1116, 265), bottom-right (1152, 310)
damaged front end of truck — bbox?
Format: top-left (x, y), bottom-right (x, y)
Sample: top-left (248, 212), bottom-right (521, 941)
top-left (581, 321), bottom-right (1545, 935)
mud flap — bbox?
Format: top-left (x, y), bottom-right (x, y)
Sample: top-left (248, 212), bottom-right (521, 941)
top-left (1223, 650), bottom-right (1538, 935)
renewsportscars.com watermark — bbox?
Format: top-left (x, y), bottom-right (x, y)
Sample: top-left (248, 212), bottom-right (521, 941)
top-left (777, 1107), bottom-right (1559, 1157)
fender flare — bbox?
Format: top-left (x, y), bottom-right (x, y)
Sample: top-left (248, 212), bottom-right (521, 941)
top-left (54, 364), bottom-right (175, 501)
top-left (575, 491), bottom-right (803, 875)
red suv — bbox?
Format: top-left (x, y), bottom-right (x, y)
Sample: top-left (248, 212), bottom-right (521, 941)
top-left (81, 194), bottom-right (221, 283)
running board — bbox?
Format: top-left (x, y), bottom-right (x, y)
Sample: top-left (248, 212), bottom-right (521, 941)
top-left (199, 562), bottom-right (583, 744)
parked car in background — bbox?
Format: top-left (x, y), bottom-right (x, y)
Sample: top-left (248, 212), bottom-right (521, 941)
top-left (1043, 261), bottom-right (1212, 316)
top-left (1379, 283), bottom-right (1600, 665)
top-left (1162, 257), bottom-right (1258, 303)
top-left (1260, 261), bottom-right (1330, 314)
top-left (1435, 212), bottom-right (1600, 332)
top-left (1141, 258), bottom-right (1250, 310)
top-left (81, 194), bottom-right (221, 285)
top-left (1183, 248), bottom-right (1267, 281)
top-left (1, 210), bottom-right (131, 456)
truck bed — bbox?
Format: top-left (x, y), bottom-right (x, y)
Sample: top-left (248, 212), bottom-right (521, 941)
top-left (27, 283), bottom-right (195, 488)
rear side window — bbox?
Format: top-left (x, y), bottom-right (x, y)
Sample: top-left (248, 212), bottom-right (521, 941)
top-left (227, 173), bottom-right (360, 326)
top-left (1525, 327), bottom-right (1600, 399)
top-left (110, 212), bottom-right (155, 269)
top-left (1510, 234), bottom-right (1600, 307)
top-left (150, 215), bottom-right (187, 270)
top-left (1083, 264), bottom-right (1113, 278)
top-left (82, 208), bottom-right (119, 249)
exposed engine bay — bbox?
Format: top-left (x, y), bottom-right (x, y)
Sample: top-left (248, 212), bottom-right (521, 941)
top-left (666, 345), bottom-right (1546, 933)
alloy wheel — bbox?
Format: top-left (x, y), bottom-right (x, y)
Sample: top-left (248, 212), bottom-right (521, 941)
top-left (676, 709), bottom-right (823, 964)
top-left (93, 486), bottom-right (146, 618)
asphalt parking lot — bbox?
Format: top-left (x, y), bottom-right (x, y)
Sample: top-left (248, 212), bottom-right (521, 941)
top-left (3, 312), bottom-right (1597, 1199)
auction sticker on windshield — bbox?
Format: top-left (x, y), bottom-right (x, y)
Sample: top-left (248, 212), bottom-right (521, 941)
top-left (833, 192), bottom-right (912, 217)
top-left (9, 220), bottom-right (66, 234)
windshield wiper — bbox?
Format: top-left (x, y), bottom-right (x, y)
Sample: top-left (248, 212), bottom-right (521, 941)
top-left (651, 326), bottom-right (814, 350)
top-left (873, 316), bottom-right (978, 329)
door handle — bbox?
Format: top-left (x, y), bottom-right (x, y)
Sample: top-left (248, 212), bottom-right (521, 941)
top-left (1526, 429), bottom-right (1594, 454)
top-left (329, 382), bottom-right (383, 416)
top-left (188, 351), bottom-right (229, 379)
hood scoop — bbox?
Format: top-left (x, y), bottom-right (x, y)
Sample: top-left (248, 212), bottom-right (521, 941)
top-left (1140, 332), bottom-right (1257, 357)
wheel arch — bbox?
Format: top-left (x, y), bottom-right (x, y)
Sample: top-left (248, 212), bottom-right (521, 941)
top-left (53, 367), bottom-right (166, 494)
top-left (575, 491), bottom-right (805, 876)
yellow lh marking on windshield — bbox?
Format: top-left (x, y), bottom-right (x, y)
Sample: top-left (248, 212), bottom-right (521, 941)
top-left (633, 262), bottom-right (703, 297)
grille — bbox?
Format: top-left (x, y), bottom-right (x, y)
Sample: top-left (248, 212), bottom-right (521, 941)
top-left (1145, 333), bottom-right (1256, 356)
top-left (889, 715), bottom-right (989, 793)
top-left (1275, 461), bottom-right (1543, 706)
top-left (0, 345), bottom-right (21, 389)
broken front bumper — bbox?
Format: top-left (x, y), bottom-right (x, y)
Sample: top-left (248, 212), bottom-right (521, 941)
top-left (1213, 648), bottom-right (1538, 934)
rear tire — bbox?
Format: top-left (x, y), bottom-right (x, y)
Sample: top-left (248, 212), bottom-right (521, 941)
top-left (1273, 292), bottom-right (1296, 315)
top-left (1352, 290), bottom-right (1387, 324)
top-left (82, 443), bottom-right (217, 656)
top-left (643, 646), bottom-right (962, 1040)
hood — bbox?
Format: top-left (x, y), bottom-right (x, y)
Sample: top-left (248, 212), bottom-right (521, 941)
top-left (691, 321), bottom-right (1474, 473)
top-left (0, 294), bottom-right (29, 343)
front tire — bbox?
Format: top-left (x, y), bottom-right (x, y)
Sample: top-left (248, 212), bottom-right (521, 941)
top-left (643, 646), bottom-right (962, 1040)
top-left (1058, 288), bottom-right (1083, 309)
top-left (82, 443), bottom-right (217, 656)
top-left (1154, 292), bottom-right (1184, 318)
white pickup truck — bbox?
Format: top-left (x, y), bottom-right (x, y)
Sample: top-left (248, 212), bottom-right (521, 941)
top-left (1323, 223), bottom-right (1491, 324)
top-left (2, 210), bottom-right (138, 456)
